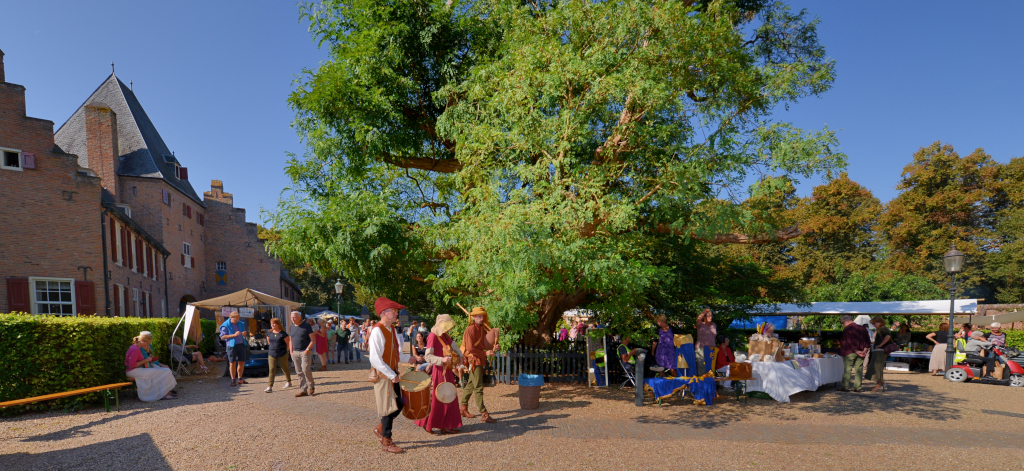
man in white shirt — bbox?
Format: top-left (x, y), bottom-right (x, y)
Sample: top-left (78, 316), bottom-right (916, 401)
top-left (370, 297), bottom-right (405, 454)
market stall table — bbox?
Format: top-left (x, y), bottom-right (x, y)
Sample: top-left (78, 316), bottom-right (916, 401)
top-left (887, 351), bottom-right (932, 372)
top-left (744, 357), bottom-right (842, 403)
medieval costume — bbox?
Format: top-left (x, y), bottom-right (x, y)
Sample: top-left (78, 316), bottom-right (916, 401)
top-left (459, 307), bottom-right (499, 423)
top-left (369, 297), bottom-right (405, 454)
top-left (414, 314), bottom-right (464, 434)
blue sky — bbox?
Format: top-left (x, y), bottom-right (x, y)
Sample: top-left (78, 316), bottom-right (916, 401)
top-left (2, 1), bottom-right (1022, 219)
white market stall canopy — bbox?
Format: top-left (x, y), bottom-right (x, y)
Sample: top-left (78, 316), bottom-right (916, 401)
top-left (763, 299), bottom-right (979, 316)
top-left (190, 288), bottom-right (303, 311)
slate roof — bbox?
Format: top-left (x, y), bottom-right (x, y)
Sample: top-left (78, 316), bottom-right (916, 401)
top-left (55, 74), bottom-right (205, 206)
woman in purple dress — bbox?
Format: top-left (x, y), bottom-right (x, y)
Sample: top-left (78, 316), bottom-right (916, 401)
top-left (415, 314), bottom-right (464, 434)
top-left (653, 315), bottom-right (677, 376)
top-left (695, 309), bottom-right (717, 375)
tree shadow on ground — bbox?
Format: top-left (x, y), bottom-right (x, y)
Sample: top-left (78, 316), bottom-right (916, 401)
top-left (17, 410), bottom-right (147, 442)
top-left (790, 377), bottom-right (962, 421)
top-left (399, 412), bottom-right (573, 450)
top-left (3, 433), bottom-right (171, 471)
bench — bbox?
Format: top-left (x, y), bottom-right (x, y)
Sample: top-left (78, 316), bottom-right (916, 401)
top-left (0, 382), bottom-right (135, 413)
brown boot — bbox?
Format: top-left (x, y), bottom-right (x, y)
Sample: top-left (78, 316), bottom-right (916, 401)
top-left (460, 404), bottom-right (475, 419)
top-left (480, 411), bottom-right (497, 423)
top-left (381, 438), bottom-right (405, 454)
top-left (309, 386), bottom-right (315, 396)
top-left (373, 423), bottom-right (383, 442)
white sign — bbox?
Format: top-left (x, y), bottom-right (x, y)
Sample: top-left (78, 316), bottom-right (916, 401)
top-left (238, 307), bottom-right (254, 318)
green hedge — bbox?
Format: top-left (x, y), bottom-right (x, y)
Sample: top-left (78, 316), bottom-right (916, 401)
top-left (198, 319), bottom-right (216, 355)
top-left (0, 313), bottom-right (178, 413)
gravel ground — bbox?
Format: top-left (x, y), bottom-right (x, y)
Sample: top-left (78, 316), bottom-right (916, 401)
top-left (2, 360), bottom-right (1023, 471)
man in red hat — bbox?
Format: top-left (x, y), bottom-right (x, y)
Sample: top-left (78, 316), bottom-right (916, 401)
top-left (370, 297), bottom-right (405, 453)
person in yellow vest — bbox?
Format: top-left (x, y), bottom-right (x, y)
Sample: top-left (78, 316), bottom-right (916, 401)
top-left (953, 331), bottom-right (968, 364)
top-left (370, 297), bottom-right (405, 454)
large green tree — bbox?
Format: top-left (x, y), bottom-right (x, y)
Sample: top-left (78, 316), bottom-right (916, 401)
top-left (878, 142), bottom-right (1005, 292)
top-left (269, 0), bottom-right (844, 344)
top-left (985, 156), bottom-right (1024, 302)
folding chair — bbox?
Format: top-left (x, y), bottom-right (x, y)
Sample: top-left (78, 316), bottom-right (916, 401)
top-left (170, 343), bottom-right (201, 377)
top-left (620, 358), bottom-right (637, 389)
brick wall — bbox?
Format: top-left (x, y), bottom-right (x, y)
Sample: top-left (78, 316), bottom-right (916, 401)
top-left (0, 74), bottom-right (104, 314)
top-left (203, 180), bottom-right (284, 300)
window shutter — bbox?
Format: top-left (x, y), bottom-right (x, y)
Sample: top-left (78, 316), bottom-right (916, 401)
top-left (74, 281), bottom-right (96, 316)
top-left (136, 239), bottom-right (143, 273)
top-left (144, 246), bottom-right (151, 277)
top-left (120, 227), bottom-right (128, 266)
top-left (155, 256), bottom-right (160, 281)
top-left (145, 292), bottom-right (151, 317)
top-left (199, 214), bottom-right (204, 226)
top-left (179, 167), bottom-right (188, 179)
top-left (6, 277), bottom-right (30, 312)
top-left (113, 285), bottom-right (122, 317)
top-left (22, 153), bottom-right (36, 169)
top-left (109, 218), bottom-right (118, 263)
top-left (187, 205), bottom-right (192, 219)
top-left (162, 189), bottom-right (169, 205)
top-left (190, 256), bottom-right (195, 268)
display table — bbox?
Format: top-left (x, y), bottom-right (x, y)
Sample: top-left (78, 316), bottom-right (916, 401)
top-left (643, 377), bottom-right (689, 401)
top-left (888, 351), bottom-right (932, 359)
top-left (744, 357), bottom-right (842, 403)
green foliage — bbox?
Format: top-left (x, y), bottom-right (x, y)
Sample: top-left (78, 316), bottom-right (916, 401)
top-left (800, 268), bottom-right (945, 329)
top-left (984, 157), bottom-right (1024, 302)
top-left (199, 319), bottom-right (216, 356)
top-left (0, 313), bottom-right (177, 413)
top-left (1005, 330), bottom-right (1024, 351)
top-left (878, 142), bottom-right (1005, 291)
top-left (271, 0), bottom-right (844, 344)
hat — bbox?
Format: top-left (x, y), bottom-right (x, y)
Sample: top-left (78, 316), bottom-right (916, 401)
top-left (432, 314), bottom-right (456, 337)
top-left (469, 306), bottom-right (492, 330)
top-left (375, 297), bottom-right (406, 316)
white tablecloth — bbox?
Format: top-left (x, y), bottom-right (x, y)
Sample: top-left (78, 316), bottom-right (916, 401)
top-left (744, 357), bottom-right (842, 403)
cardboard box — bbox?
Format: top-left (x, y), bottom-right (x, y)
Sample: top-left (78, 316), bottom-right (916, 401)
top-left (799, 339), bottom-right (818, 348)
top-left (812, 354), bottom-right (824, 359)
top-left (749, 338), bottom-right (781, 360)
top-left (729, 362), bottom-right (752, 379)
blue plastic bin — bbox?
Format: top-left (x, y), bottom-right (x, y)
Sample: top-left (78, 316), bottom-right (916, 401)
top-left (518, 374), bottom-right (544, 409)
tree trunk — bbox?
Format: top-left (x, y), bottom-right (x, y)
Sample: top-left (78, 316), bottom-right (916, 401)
top-left (522, 290), bottom-right (590, 347)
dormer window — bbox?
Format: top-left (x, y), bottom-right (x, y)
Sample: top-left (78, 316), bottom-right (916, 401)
top-left (173, 163), bottom-right (181, 179)
top-left (115, 204), bottom-right (132, 218)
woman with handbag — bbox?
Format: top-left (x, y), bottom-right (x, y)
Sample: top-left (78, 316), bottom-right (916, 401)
top-left (865, 316), bottom-right (895, 392)
top-left (414, 314), bottom-right (464, 435)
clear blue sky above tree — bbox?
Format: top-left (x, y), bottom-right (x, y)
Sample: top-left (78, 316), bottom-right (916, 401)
top-left (1, 1), bottom-right (1021, 216)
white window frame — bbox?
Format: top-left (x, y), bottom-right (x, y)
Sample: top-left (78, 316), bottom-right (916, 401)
top-left (113, 221), bottom-right (123, 267)
top-left (28, 277), bottom-right (76, 316)
top-left (183, 242), bottom-right (192, 268)
top-left (116, 203), bottom-right (132, 218)
top-left (129, 234), bottom-right (137, 272)
top-left (115, 284), bottom-right (126, 317)
top-left (132, 288), bottom-right (139, 317)
top-left (1, 146), bottom-right (23, 171)
top-left (216, 261), bottom-right (226, 271)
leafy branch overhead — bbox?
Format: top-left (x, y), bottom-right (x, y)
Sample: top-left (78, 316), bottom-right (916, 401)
top-left (269, 0), bottom-right (844, 344)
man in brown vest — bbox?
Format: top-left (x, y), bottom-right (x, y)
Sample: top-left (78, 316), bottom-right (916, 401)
top-left (459, 307), bottom-right (499, 423)
top-left (370, 297), bottom-right (405, 453)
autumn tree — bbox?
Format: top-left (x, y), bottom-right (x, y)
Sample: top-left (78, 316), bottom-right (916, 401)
top-left (877, 142), bottom-right (1005, 292)
top-left (268, 0), bottom-right (844, 344)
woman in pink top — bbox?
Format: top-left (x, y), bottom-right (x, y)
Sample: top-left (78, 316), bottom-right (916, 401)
top-left (126, 331), bottom-right (177, 401)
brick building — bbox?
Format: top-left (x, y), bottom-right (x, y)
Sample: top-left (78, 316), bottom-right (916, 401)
top-left (0, 50), bottom-right (299, 317)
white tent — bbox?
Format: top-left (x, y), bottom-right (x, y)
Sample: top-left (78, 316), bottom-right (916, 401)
top-left (763, 299), bottom-right (978, 316)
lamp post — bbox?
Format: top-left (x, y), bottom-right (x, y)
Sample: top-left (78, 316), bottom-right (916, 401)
top-left (334, 280), bottom-right (344, 314)
top-left (942, 245), bottom-right (966, 371)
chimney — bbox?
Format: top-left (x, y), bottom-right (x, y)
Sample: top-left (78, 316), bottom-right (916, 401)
top-left (204, 179), bottom-right (234, 206)
top-left (1, 48), bottom-right (5, 82)
top-left (84, 102), bottom-right (120, 195)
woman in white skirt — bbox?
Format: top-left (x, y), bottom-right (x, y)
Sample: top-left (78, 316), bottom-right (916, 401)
top-left (125, 331), bottom-right (178, 401)
top-left (925, 322), bottom-right (950, 376)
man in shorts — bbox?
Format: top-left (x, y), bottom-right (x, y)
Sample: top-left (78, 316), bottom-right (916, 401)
top-left (219, 311), bottom-right (249, 387)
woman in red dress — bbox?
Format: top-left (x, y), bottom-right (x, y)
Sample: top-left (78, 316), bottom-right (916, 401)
top-left (415, 314), bottom-right (463, 434)
top-left (314, 320), bottom-right (329, 371)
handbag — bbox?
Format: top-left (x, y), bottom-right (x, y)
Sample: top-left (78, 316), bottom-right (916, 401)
top-left (883, 341), bottom-right (899, 355)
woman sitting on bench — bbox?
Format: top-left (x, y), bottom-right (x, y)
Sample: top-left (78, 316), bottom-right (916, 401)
top-left (126, 331), bottom-right (178, 401)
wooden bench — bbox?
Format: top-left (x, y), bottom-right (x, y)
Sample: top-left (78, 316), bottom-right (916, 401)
top-left (0, 382), bottom-right (135, 413)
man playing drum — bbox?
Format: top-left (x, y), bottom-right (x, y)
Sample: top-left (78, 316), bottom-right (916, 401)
top-left (460, 307), bottom-right (499, 423)
top-left (414, 314), bottom-right (463, 434)
top-left (370, 297), bottom-right (405, 454)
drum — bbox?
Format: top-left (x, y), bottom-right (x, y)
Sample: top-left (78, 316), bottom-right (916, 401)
top-left (435, 381), bottom-right (458, 404)
top-left (399, 370), bottom-right (431, 420)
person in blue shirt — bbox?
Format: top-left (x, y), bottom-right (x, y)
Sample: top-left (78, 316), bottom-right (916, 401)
top-left (220, 311), bottom-right (249, 387)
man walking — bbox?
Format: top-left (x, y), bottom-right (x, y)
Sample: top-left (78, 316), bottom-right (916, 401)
top-left (839, 315), bottom-right (871, 392)
top-left (289, 311), bottom-right (317, 397)
top-left (459, 307), bottom-right (498, 423)
top-left (220, 311), bottom-right (248, 387)
top-left (336, 319), bottom-right (351, 364)
top-left (370, 297), bottom-right (405, 453)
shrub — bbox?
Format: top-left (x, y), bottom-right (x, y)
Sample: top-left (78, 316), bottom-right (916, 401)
top-left (0, 313), bottom-right (178, 413)
top-left (198, 319), bottom-right (217, 356)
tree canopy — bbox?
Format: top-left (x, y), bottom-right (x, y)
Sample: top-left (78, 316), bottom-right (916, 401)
top-left (268, 0), bottom-right (844, 344)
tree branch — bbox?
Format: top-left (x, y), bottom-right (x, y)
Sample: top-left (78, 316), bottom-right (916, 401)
top-left (382, 153), bottom-right (463, 173)
top-left (655, 224), bottom-right (803, 245)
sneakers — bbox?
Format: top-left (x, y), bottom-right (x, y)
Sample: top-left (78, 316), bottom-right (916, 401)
top-left (264, 387), bottom-right (273, 393)
top-left (282, 382), bottom-right (293, 390)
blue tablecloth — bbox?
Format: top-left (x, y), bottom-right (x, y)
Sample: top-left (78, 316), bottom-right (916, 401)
top-left (644, 377), bottom-right (690, 400)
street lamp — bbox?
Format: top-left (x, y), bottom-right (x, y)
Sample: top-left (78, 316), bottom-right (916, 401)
top-left (334, 280), bottom-right (344, 314)
top-left (942, 245), bottom-right (966, 371)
